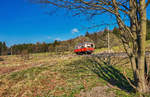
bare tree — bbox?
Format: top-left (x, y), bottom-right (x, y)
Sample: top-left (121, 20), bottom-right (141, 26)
top-left (32, 0), bottom-right (150, 93)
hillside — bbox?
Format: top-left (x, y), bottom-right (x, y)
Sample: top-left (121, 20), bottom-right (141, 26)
top-left (0, 51), bottom-right (148, 96)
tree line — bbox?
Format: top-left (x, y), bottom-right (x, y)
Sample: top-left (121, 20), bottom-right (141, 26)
top-left (0, 42), bottom-right (7, 55)
top-left (0, 30), bottom-right (119, 55)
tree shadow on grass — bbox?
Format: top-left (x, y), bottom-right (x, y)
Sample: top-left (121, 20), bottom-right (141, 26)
top-left (86, 56), bottom-right (135, 93)
top-left (62, 56), bottom-right (134, 93)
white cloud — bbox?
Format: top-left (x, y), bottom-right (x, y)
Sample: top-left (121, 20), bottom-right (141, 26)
top-left (47, 36), bottom-right (51, 39)
top-left (71, 28), bottom-right (79, 34)
top-left (55, 38), bottom-right (61, 41)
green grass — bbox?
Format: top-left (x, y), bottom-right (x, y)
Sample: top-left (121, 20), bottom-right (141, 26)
top-left (0, 53), bottom-right (149, 97)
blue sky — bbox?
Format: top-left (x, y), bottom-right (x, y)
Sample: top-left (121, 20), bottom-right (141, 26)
top-left (0, 0), bottom-right (150, 46)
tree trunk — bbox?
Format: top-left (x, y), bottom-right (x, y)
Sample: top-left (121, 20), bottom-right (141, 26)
top-left (136, 0), bottom-right (149, 93)
top-left (130, 56), bottom-right (138, 85)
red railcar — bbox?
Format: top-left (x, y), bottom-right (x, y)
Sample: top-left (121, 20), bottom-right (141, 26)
top-left (74, 42), bottom-right (95, 55)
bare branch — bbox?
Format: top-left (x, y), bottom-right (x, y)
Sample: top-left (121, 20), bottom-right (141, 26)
top-left (146, 0), bottom-right (150, 8)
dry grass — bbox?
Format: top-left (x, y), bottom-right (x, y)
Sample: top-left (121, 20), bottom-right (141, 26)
top-left (0, 53), bottom-right (85, 96)
top-left (0, 52), bottom-right (149, 97)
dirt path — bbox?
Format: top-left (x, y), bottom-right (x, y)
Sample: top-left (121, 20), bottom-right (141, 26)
top-left (0, 62), bottom-right (43, 75)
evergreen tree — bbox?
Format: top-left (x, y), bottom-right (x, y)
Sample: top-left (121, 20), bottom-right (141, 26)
top-left (0, 42), bottom-right (2, 55)
top-left (85, 31), bottom-right (90, 37)
top-left (112, 27), bottom-right (120, 38)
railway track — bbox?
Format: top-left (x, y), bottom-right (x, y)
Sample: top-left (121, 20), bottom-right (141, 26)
top-left (85, 51), bottom-right (150, 58)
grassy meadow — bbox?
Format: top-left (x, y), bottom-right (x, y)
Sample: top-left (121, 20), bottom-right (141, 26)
top-left (0, 50), bottom-right (150, 97)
